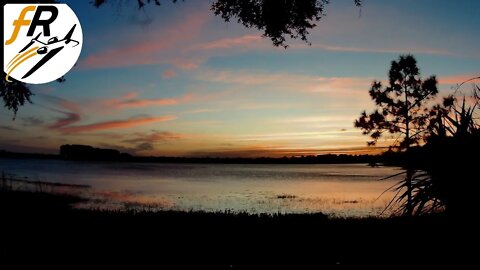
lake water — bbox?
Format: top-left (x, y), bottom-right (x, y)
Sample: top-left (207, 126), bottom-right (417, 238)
top-left (0, 158), bottom-right (404, 217)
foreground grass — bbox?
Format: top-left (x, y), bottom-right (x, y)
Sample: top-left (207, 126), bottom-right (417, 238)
top-left (0, 190), bottom-right (476, 268)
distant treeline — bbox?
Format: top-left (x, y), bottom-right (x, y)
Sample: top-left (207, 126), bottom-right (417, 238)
top-left (0, 144), bottom-right (410, 165)
top-left (59, 144), bottom-right (133, 161)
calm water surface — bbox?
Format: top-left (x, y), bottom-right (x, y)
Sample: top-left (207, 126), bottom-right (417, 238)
top-left (0, 158), bottom-right (404, 217)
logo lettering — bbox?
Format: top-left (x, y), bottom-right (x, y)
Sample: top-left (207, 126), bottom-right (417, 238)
top-left (5, 5), bottom-right (36, 45)
top-left (27, 6), bottom-right (59, 37)
top-left (3, 4), bottom-right (83, 84)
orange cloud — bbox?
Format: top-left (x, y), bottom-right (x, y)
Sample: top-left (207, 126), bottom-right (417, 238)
top-left (279, 116), bottom-right (357, 124)
top-left (186, 145), bottom-right (385, 158)
top-left (58, 116), bottom-right (176, 133)
top-left (119, 92), bottom-right (138, 100)
top-left (123, 131), bottom-right (185, 144)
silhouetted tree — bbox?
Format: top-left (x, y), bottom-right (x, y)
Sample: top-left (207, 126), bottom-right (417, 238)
top-left (355, 55), bottom-right (439, 149)
top-left (212, 0), bottom-right (361, 48)
top-left (355, 55), bottom-right (438, 215)
top-left (0, 79), bottom-right (33, 119)
top-left (421, 80), bottom-right (479, 215)
top-left (378, 77), bottom-right (480, 216)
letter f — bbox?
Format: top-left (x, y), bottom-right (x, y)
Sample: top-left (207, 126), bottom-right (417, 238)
top-left (5, 6), bottom-right (36, 45)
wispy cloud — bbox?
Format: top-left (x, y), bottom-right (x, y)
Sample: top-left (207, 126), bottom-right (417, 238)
top-left (438, 73), bottom-right (480, 86)
top-left (37, 94), bottom-right (83, 129)
top-left (181, 108), bottom-right (218, 115)
top-left (196, 69), bottom-right (291, 85)
top-left (79, 12), bottom-right (208, 70)
top-left (278, 115), bottom-right (357, 124)
top-left (170, 59), bottom-right (200, 70)
top-left (97, 131), bottom-right (187, 155)
top-left (195, 69), bottom-right (372, 95)
top-left (38, 93), bottom-right (81, 113)
top-left (123, 130), bottom-right (185, 144)
top-left (296, 43), bottom-right (456, 57)
top-left (55, 116), bottom-right (176, 133)
top-left (195, 35), bottom-right (264, 50)
top-left (102, 92), bottom-right (194, 110)
top-left (162, 69), bottom-right (177, 79)
top-left (236, 130), bottom-right (360, 142)
top-left (48, 113), bottom-right (82, 129)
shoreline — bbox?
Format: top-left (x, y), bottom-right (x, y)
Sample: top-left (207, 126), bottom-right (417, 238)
top-left (0, 149), bottom-right (398, 165)
top-left (1, 187), bottom-right (475, 267)
top-left (0, 173), bottom-right (398, 217)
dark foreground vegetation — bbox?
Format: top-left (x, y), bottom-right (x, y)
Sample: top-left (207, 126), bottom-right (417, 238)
top-left (1, 186), bottom-right (477, 268)
top-left (354, 56), bottom-right (479, 217)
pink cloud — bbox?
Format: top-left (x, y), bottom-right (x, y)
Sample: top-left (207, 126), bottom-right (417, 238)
top-left (195, 69), bottom-right (289, 85)
top-left (291, 43), bottom-right (455, 57)
top-left (39, 94), bottom-right (81, 113)
top-left (103, 92), bottom-right (194, 110)
top-left (170, 58), bottom-right (201, 70)
top-left (48, 112), bottom-right (81, 129)
top-left (195, 69), bottom-right (372, 93)
top-left (438, 73), bottom-right (480, 85)
top-left (38, 94), bottom-right (83, 129)
top-left (195, 35), bottom-right (263, 50)
top-left (119, 92), bottom-right (139, 100)
top-left (114, 98), bottom-right (177, 108)
top-left (162, 69), bottom-right (177, 79)
top-left (304, 77), bottom-right (373, 96)
top-left (58, 116), bottom-right (176, 133)
top-left (79, 12), bottom-right (208, 70)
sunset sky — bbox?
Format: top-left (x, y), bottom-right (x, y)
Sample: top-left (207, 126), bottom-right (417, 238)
top-left (1, 0), bottom-right (479, 157)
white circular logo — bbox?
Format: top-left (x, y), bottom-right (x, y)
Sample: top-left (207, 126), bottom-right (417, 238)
top-left (3, 4), bottom-right (83, 84)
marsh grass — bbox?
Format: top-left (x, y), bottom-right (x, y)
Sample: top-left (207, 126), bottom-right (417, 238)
top-left (276, 194), bottom-right (297, 199)
top-left (379, 171), bottom-right (445, 216)
top-left (1, 186), bottom-right (471, 267)
top-left (1, 171), bottom-right (89, 192)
